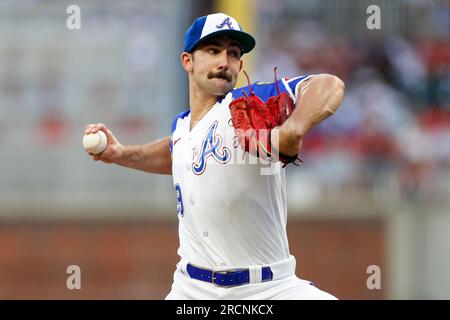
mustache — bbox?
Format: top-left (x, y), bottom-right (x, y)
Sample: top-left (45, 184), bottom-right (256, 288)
top-left (207, 70), bottom-right (232, 82)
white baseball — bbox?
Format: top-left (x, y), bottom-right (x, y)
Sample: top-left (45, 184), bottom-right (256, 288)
top-left (83, 130), bottom-right (107, 154)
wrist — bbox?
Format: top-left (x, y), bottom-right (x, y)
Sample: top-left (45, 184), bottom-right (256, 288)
top-left (274, 123), bottom-right (304, 157)
top-left (110, 143), bottom-right (125, 163)
top-left (283, 119), bottom-right (307, 143)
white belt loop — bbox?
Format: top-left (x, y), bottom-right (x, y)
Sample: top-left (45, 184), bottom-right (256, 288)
top-left (248, 265), bottom-right (262, 284)
top-left (269, 255), bottom-right (296, 280)
top-left (179, 259), bottom-right (189, 276)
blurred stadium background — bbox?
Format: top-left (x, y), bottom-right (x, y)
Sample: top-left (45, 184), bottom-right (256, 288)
top-left (0, 0), bottom-right (449, 299)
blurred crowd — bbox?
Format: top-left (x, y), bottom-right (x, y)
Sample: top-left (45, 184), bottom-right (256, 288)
top-left (255, 17), bottom-right (450, 205)
top-left (1, 0), bottom-right (449, 208)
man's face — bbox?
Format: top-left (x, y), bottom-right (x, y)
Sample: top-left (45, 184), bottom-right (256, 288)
top-left (186, 36), bottom-right (243, 96)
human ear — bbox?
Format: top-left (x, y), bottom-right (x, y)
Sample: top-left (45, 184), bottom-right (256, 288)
top-left (181, 52), bottom-right (193, 72)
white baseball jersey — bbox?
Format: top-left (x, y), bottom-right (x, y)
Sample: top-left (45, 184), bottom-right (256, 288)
top-left (170, 75), bottom-right (311, 269)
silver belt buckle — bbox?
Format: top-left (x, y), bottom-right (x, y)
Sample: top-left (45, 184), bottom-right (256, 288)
top-left (212, 269), bottom-right (241, 288)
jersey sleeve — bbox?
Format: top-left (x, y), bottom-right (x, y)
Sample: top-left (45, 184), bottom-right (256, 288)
top-left (231, 74), bottom-right (314, 102)
top-left (170, 110), bottom-right (190, 153)
top-left (282, 75), bottom-right (314, 101)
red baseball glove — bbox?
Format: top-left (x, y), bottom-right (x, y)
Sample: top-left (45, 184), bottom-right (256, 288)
top-left (229, 68), bottom-right (302, 166)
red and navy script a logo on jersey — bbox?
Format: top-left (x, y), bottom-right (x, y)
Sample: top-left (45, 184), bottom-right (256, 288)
top-left (192, 121), bottom-right (231, 175)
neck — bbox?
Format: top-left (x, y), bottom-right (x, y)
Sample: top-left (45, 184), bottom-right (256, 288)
top-left (189, 81), bottom-right (221, 128)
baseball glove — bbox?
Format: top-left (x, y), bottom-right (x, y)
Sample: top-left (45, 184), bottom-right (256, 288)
top-left (229, 67), bottom-right (302, 167)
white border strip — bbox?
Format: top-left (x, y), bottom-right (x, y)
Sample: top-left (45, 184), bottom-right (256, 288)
top-left (282, 75), bottom-right (315, 101)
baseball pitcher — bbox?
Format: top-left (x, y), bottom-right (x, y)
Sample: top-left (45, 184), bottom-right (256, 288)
top-left (84, 13), bottom-right (345, 299)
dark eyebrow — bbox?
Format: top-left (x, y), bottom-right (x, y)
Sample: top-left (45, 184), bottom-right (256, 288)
top-left (202, 40), bottom-right (220, 47)
top-left (229, 41), bottom-right (243, 51)
top-left (200, 39), bottom-right (243, 56)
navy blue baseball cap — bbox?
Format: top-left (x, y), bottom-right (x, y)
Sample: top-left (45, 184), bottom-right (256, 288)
top-left (184, 13), bottom-right (256, 54)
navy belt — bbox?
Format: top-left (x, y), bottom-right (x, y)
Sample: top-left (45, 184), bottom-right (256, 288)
top-left (186, 263), bottom-right (273, 287)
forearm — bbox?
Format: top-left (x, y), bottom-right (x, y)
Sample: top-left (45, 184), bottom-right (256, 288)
top-left (277, 74), bottom-right (345, 156)
top-left (114, 137), bottom-right (172, 175)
